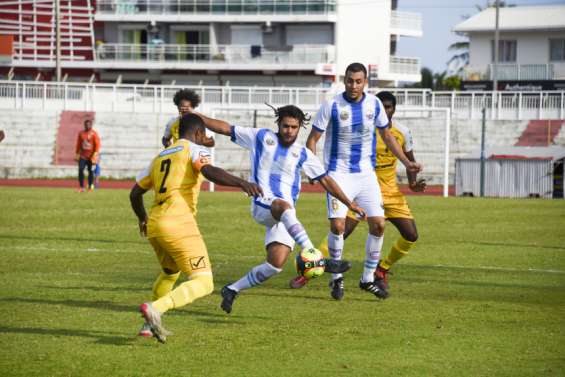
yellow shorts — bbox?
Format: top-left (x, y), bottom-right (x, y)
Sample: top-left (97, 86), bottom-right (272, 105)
top-left (347, 193), bottom-right (413, 220)
top-left (148, 234), bottom-right (211, 277)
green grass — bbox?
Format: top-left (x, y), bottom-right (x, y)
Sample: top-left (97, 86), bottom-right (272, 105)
top-left (0, 187), bottom-right (564, 377)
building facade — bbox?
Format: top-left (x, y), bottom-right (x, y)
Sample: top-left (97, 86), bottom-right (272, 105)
top-left (454, 4), bottom-right (565, 91)
top-left (0, 0), bottom-right (422, 85)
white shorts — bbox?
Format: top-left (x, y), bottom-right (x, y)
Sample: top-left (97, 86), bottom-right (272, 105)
top-left (251, 196), bottom-right (295, 249)
top-left (326, 171), bottom-right (384, 218)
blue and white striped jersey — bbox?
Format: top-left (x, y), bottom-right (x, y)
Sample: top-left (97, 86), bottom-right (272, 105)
top-left (230, 125), bottom-right (326, 204)
top-left (313, 92), bottom-right (389, 174)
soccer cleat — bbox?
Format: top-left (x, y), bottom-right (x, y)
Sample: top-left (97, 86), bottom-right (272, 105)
top-left (138, 322), bottom-right (153, 338)
top-left (76, 188), bottom-right (84, 193)
top-left (329, 277), bottom-right (345, 300)
top-left (374, 265), bottom-right (390, 290)
top-left (323, 259), bottom-right (352, 274)
top-left (220, 284), bottom-right (238, 314)
top-left (139, 302), bottom-right (170, 343)
top-left (289, 275), bottom-right (309, 289)
top-left (359, 280), bottom-right (389, 300)
top-left (88, 185), bottom-right (94, 192)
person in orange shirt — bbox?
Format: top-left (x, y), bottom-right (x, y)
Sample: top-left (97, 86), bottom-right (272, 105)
top-left (75, 119), bottom-right (101, 192)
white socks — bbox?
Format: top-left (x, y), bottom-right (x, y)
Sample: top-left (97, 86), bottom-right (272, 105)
top-left (328, 232), bottom-right (344, 280)
top-left (362, 234), bottom-right (383, 283)
top-left (229, 262), bottom-right (282, 292)
top-left (280, 208), bottom-right (314, 250)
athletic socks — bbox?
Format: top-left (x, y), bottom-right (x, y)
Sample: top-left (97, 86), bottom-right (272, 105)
top-left (152, 271), bottom-right (181, 301)
top-left (280, 208), bottom-right (314, 250)
top-left (362, 234), bottom-right (384, 283)
top-left (229, 262), bottom-right (282, 292)
top-left (152, 273), bottom-right (214, 313)
top-left (380, 236), bottom-right (415, 270)
top-left (328, 232), bottom-right (344, 280)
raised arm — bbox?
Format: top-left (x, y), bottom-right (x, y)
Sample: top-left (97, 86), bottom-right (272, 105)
top-left (318, 175), bottom-right (366, 219)
top-left (200, 165), bottom-right (262, 197)
top-left (194, 112), bottom-right (231, 136)
top-left (378, 127), bottom-right (422, 173)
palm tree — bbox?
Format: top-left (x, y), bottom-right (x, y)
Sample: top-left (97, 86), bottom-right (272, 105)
top-left (447, 1), bottom-right (513, 77)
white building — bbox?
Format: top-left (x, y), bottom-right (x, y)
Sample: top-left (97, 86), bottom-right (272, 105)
top-left (0, 0), bottom-right (422, 86)
top-left (454, 4), bottom-right (565, 90)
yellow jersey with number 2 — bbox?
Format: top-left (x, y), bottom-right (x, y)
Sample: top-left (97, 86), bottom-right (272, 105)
top-left (136, 139), bottom-right (211, 238)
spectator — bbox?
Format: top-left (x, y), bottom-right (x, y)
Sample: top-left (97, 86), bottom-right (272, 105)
top-left (75, 119), bottom-right (100, 192)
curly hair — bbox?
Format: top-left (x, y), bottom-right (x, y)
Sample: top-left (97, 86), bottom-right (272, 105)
top-left (266, 103), bottom-right (311, 128)
top-left (376, 91), bottom-right (396, 108)
top-left (173, 89), bottom-right (201, 108)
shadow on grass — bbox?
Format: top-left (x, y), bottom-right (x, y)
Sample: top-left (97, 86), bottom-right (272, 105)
top-left (42, 285), bottom-right (147, 293)
top-left (0, 234), bottom-right (145, 246)
top-left (0, 326), bottom-right (134, 346)
top-left (454, 240), bottom-right (565, 251)
top-left (0, 297), bottom-right (133, 313)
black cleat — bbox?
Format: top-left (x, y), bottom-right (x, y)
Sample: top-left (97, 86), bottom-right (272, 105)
top-left (220, 284), bottom-right (238, 314)
top-left (359, 280), bottom-right (389, 300)
top-left (374, 265), bottom-right (390, 291)
top-left (324, 259), bottom-right (352, 274)
top-left (329, 277), bottom-right (345, 300)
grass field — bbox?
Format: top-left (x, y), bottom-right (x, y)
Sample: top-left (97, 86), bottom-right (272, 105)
top-left (0, 186), bottom-right (564, 377)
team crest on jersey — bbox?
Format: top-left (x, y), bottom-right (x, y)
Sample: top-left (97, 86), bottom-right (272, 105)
top-left (292, 151), bottom-right (299, 158)
top-left (265, 138), bottom-right (275, 146)
top-left (340, 111), bottom-right (349, 121)
top-left (366, 112), bottom-right (374, 120)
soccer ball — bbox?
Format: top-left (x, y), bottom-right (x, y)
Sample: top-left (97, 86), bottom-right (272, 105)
top-left (295, 248), bottom-right (325, 280)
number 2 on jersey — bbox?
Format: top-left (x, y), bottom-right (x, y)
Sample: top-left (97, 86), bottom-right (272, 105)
top-left (158, 158), bottom-right (171, 193)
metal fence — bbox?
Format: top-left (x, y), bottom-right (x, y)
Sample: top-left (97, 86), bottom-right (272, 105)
top-left (0, 80), bottom-right (564, 120)
top-left (455, 158), bottom-right (555, 198)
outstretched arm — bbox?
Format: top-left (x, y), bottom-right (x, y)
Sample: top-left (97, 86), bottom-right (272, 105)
top-left (318, 175), bottom-right (366, 219)
top-left (201, 165), bottom-right (263, 197)
top-left (379, 127), bottom-right (422, 173)
top-left (129, 183), bottom-right (149, 236)
top-left (194, 112), bottom-right (231, 136)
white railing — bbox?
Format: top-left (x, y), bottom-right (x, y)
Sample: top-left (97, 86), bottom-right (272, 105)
top-left (0, 81), bottom-right (564, 120)
top-left (465, 64), bottom-right (555, 81)
top-left (390, 10), bottom-right (422, 34)
top-left (96, 43), bottom-right (335, 65)
top-left (96, 0), bottom-right (336, 15)
top-left (389, 56), bottom-right (421, 75)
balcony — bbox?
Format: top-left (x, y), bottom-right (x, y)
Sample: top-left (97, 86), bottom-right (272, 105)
top-left (464, 64), bottom-right (560, 81)
top-left (95, 0), bottom-right (337, 22)
top-left (389, 10), bottom-right (422, 37)
top-left (386, 56), bottom-right (421, 82)
top-left (94, 43), bottom-right (335, 70)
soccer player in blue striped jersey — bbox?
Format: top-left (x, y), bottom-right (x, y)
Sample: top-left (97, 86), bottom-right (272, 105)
top-left (306, 62), bottom-right (422, 300)
top-left (195, 105), bottom-right (366, 314)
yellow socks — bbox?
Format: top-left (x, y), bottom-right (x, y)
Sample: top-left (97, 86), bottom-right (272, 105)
top-left (318, 235), bottom-right (330, 258)
top-left (153, 274), bottom-right (214, 314)
top-left (152, 271), bottom-right (181, 301)
top-left (380, 236), bottom-right (415, 270)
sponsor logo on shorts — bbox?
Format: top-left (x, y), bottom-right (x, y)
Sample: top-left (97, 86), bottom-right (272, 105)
top-left (190, 256), bottom-right (207, 270)
top-left (340, 111), bottom-right (349, 121)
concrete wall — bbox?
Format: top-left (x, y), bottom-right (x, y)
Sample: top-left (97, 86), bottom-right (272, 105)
top-left (2, 109), bottom-right (555, 185)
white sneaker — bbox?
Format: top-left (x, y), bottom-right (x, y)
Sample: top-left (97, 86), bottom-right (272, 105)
top-left (139, 302), bottom-right (170, 343)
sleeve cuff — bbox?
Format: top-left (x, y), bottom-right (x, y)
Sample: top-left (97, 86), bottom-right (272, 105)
top-left (230, 125), bottom-right (237, 142)
top-left (312, 125), bottom-right (325, 133)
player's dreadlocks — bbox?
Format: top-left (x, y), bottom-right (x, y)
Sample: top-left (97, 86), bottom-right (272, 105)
top-left (265, 103), bottom-right (311, 128)
top-left (173, 89), bottom-right (201, 108)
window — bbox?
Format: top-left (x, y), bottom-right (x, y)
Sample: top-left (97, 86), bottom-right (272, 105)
top-left (491, 40), bottom-right (516, 63)
top-left (550, 39), bottom-right (565, 61)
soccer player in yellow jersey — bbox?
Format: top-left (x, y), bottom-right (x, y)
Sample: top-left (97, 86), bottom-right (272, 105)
top-left (162, 89), bottom-right (201, 147)
top-left (130, 113), bottom-right (262, 343)
top-left (290, 91), bottom-right (426, 291)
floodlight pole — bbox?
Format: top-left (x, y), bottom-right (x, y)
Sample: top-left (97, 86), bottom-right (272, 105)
top-left (480, 107), bottom-right (487, 197)
top-left (492, 0), bottom-right (500, 91)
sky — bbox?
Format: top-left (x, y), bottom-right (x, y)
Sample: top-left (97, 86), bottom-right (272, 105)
top-left (396, 0), bottom-right (565, 74)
